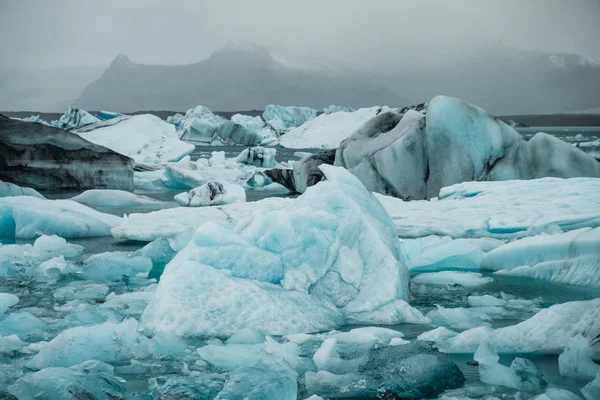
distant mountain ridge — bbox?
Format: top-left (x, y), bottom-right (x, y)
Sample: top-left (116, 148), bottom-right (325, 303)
top-left (75, 43), bottom-right (406, 112)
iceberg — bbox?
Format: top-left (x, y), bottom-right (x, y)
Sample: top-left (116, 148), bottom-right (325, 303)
top-left (334, 96), bottom-right (600, 200)
top-left (425, 306), bottom-right (492, 330)
top-left (399, 236), bottom-right (503, 272)
top-left (323, 105), bottom-right (353, 114)
top-left (376, 177), bottom-right (600, 239)
top-left (53, 106), bottom-right (100, 130)
top-left (263, 104), bottom-right (317, 131)
top-left (437, 299), bottom-right (600, 355)
top-left (0, 114), bottom-right (134, 191)
top-left (141, 166), bottom-right (422, 337)
top-left (0, 196), bottom-right (121, 239)
top-left (174, 180), bottom-right (246, 207)
top-left (236, 146), bottom-right (277, 168)
top-left (73, 114), bottom-right (195, 164)
top-left (279, 106), bottom-right (386, 149)
top-left (0, 181), bottom-right (45, 199)
top-left (0, 293), bottom-right (18, 318)
top-left (27, 318), bottom-right (184, 369)
top-left (70, 189), bottom-right (161, 207)
top-left (474, 343), bottom-right (547, 393)
top-left (177, 105), bottom-right (277, 146)
top-left (111, 197), bottom-right (291, 241)
top-left (304, 341), bottom-right (465, 399)
top-left (482, 227), bottom-right (600, 287)
top-left (95, 110), bottom-right (123, 121)
top-left (0, 311), bottom-right (44, 339)
top-left (558, 334), bottom-right (600, 379)
top-left (12, 114), bottom-right (51, 125)
top-left (8, 360), bottom-right (125, 400)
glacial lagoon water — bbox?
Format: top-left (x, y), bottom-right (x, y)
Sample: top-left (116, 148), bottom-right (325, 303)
top-left (1, 129), bottom-right (599, 398)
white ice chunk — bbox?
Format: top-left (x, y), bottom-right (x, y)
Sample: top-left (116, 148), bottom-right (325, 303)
top-left (426, 306), bottom-right (492, 330)
top-left (236, 146), bottom-right (277, 168)
top-left (400, 236), bottom-right (503, 272)
top-left (74, 114), bottom-right (194, 164)
top-left (80, 251), bottom-right (153, 281)
top-left (27, 318), bottom-right (185, 369)
top-left (263, 105), bottom-right (317, 131)
top-left (483, 227), bottom-right (600, 287)
top-left (53, 106), bottom-right (100, 130)
top-left (558, 334), bottom-right (600, 379)
top-left (417, 327), bottom-right (458, 343)
top-left (0, 181), bottom-right (44, 199)
top-left (376, 177), bottom-right (600, 239)
top-left (0, 293), bottom-right (19, 318)
top-left (71, 189), bottom-right (160, 207)
top-left (174, 180), bottom-right (246, 207)
top-left (8, 360), bottom-right (125, 399)
top-left (0, 312), bottom-right (44, 339)
top-left (533, 387), bottom-right (584, 400)
top-left (439, 299), bottom-right (600, 355)
top-left (279, 106), bottom-right (386, 149)
top-left (0, 196), bottom-right (121, 239)
top-left (474, 343), bottom-right (546, 392)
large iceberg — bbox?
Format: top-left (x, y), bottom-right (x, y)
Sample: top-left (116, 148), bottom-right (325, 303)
top-left (141, 166), bottom-right (423, 337)
top-left (334, 96), bottom-right (600, 200)
top-left (279, 106), bottom-right (387, 149)
top-left (70, 189), bottom-right (161, 207)
top-left (176, 105), bottom-right (277, 146)
top-left (73, 114), bottom-right (194, 164)
top-left (0, 114), bottom-right (134, 191)
top-left (481, 227), bottom-right (600, 287)
top-left (262, 104), bottom-right (317, 131)
top-left (0, 196), bottom-right (121, 239)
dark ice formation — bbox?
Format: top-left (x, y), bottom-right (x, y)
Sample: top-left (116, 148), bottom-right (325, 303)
top-left (0, 114), bottom-right (134, 191)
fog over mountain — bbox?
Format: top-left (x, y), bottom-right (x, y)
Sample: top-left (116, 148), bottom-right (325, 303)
top-left (1, 0), bottom-right (600, 113)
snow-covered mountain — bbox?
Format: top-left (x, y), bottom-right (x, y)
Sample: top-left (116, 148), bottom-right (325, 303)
top-left (75, 43), bottom-right (406, 112)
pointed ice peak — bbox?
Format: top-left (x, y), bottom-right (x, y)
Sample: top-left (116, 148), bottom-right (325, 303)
top-left (110, 54), bottom-right (135, 68)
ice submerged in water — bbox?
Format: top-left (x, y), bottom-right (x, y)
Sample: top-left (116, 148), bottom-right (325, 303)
top-left (174, 180), bottom-right (246, 207)
top-left (141, 165), bottom-right (425, 338)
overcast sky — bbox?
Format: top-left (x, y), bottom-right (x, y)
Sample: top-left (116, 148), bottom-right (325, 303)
top-left (1, 0), bottom-right (599, 68)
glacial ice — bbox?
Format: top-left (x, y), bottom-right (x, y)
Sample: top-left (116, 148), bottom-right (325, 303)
top-left (112, 197), bottom-right (291, 241)
top-left (0, 235), bottom-right (83, 277)
top-left (376, 177), bottom-right (600, 239)
top-left (27, 318), bottom-right (185, 369)
top-left (0, 196), bottom-right (121, 239)
top-left (482, 227), bottom-right (600, 287)
top-left (0, 293), bottom-right (18, 318)
top-left (0, 181), bottom-right (45, 199)
top-left (8, 360), bottom-right (126, 400)
top-left (323, 105), bottom-right (353, 114)
top-left (334, 96), bottom-right (600, 200)
top-left (95, 110), bottom-right (123, 121)
top-left (558, 334), bottom-right (600, 379)
top-left (474, 343), bottom-right (547, 393)
top-left (236, 146), bottom-right (277, 168)
top-left (436, 299), bottom-right (600, 355)
top-left (70, 189), bottom-right (161, 207)
top-left (73, 114), bottom-right (195, 164)
top-left (177, 105), bottom-right (278, 146)
top-left (263, 104), bottom-right (317, 131)
top-left (426, 306), bottom-right (492, 330)
top-left (53, 106), bottom-right (100, 130)
top-left (279, 106), bottom-right (388, 149)
top-left (174, 180), bottom-right (246, 207)
top-left (304, 341), bottom-right (465, 399)
top-left (399, 236), bottom-right (503, 272)
top-left (0, 311), bottom-right (44, 339)
top-left (141, 166), bottom-right (424, 337)
top-left (80, 251), bottom-right (153, 281)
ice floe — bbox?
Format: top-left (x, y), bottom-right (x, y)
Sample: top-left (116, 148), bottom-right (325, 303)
top-left (174, 180), bottom-right (246, 207)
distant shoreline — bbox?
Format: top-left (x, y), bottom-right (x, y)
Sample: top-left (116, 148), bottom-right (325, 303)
top-left (2, 110), bottom-right (600, 127)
